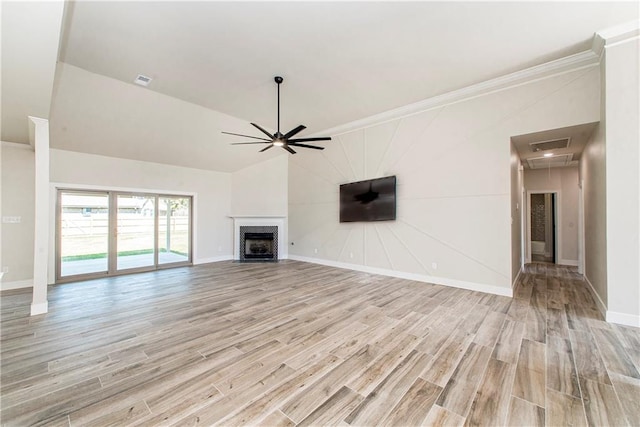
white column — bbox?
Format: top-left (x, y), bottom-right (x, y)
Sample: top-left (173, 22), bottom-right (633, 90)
top-left (29, 117), bottom-right (50, 315)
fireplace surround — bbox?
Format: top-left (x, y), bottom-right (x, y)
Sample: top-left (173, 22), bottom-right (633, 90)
top-left (230, 216), bottom-right (286, 262)
top-left (239, 226), bottom-right (278, 262)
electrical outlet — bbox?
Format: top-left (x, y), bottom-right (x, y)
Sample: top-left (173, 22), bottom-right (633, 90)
top-left (314, 248), bottom-right (318, 254)
top-left (218, 246), bottom-right (222, 252)
top-left (431, 262), bottom-right (438, 270)
top-left (349, 252), bottom-right (354, 259)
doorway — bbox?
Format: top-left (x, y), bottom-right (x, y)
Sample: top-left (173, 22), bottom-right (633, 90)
top-left (57, 189), bottom-right (192, 282)
top-left (529, 192), bottom-right (557, 263)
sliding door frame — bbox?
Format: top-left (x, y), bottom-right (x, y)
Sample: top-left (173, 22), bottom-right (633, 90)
top-left (56, 188), bottom-right (193, 284)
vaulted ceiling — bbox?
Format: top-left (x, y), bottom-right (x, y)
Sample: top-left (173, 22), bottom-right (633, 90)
top-left (2, 1), bottom-right (638, 172)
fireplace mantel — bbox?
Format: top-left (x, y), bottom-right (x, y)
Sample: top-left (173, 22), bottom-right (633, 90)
top-left (229, 215), bottom-right (287, 261)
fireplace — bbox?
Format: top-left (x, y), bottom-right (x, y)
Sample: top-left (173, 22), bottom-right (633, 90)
top-left (239, 226), bottom-right (278, 262)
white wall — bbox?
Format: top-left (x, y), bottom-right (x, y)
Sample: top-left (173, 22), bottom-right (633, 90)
top-left (289, 66), bottom-right (600, 295)
top-left (510, 141), bottom-right (523, 282)
top-left (524, 167), bottom-right (580, 265)
top-left (231, 155), bottom-right (288, 216)
top-left (0, 142), bottom-right (35, 288)
top-left (604, 35), bottom-right (639, 326)
top-left (580, 123), bottom-right (607, 310)
top-left (48, 149), bottom-right (233, 283)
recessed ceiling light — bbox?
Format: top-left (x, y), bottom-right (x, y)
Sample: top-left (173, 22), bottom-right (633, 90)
top-left (134, 74), bottom-right (152, 87)
top-left (543, 153), bottom-right (554, 157)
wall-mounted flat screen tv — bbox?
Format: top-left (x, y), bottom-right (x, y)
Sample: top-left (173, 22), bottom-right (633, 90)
top-left (340, 176), bottom-right (396, 222)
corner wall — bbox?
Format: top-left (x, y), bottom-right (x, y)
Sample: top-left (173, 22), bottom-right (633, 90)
top-left (289, 66), bottom-right (600, 295)
top-left (580, 123), bottom-right (607, 312)
top-left (0, 142), bottom-right (35, 289)
top-left (603, 34), bottom-right (640, 326)
top-left (231, 155), bottom-right (288, 216)
top-left (510, 141), bottom-right (523, 283)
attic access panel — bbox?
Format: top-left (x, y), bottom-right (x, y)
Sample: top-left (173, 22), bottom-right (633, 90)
top-left (529, 137), bottom-right (571, 153)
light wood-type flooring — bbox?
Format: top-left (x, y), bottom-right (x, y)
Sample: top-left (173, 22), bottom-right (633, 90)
top-left (1, 261), bottom-right (639, 426)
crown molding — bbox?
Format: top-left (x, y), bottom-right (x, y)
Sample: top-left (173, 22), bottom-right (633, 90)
top-left (597, 20), bottom-right (640, 46)
top-left (318, 49), bottom-right (599, 137)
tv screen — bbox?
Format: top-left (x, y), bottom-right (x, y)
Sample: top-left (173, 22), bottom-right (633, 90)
top-left (340, 176), bottom-right (396, 222)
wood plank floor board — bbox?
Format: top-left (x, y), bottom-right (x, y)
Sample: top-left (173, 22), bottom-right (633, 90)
top-left (590, 327), bottom-right (640, 379)
top-left (296, 386), bottom-right (363, 427)
top-left (491, 318), bottom-right (525, 364)
top-left (260, 410), bottom-right (295, 427)
top-left (379, 377), bottom-right (441, 426)
top-left (513, 335), bottom-right (546, 409)
top-left (506, 396), bottom-right (545, 427)
top-left (546, 336), bottom-right (581, 398)
top-left (157, 362), bottom-right (296, 426)
top-left (579, 377), bottom-right (628, 426)
top-left (545, 389), bottom-right (587, 427)
top-left (423, 404), bottom-right (466, 427)
top-left (213, 355), bottom-right (343, 426)
top-left (436, 343), bottom-right (492, 417)
top-left (343, 349), bottom-right (432, 426)
top-left (1, 261), bottom-right (638, 426)
top-left (464, 357), bottom-right (515, 427)
top-left (346, 333), bottom-right (420, 395)
top-left (609, 372), bottom-right (640, 426)
top-left (280, 344), bottom-right (378, 422)
top-left (570, 329), bottom-right (613, 385)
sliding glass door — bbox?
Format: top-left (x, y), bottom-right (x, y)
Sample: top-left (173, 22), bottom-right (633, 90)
top-left (158, 197), bottom-right (191, 265)
top-left (57, 190), bottom-right (192, 282)
top-left (59, 192), bottom-right (110, 277)
top-left (116, 194), bottom-right (156, 271)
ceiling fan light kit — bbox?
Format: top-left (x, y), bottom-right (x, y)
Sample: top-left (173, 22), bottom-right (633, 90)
top-left (223, 76), bottom-right (331, 154)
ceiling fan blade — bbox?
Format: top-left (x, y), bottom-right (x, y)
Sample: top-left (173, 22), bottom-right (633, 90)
top-left (251, 123), bottom-right (274, 139)
top-left (230, 141), bottom-right (271, 145)
top-left (288, 142), bottom-right (325, 150)
top-left (288, 137), bottom-right (332, 143)
top-left (282, 145), bottom-right (297, 154)
top-left (283, 125), bottom-right (307, 139)
top-left (222, 131), bottom-right (271, 141)
top-left (259, 145), bottom-right (274, 152)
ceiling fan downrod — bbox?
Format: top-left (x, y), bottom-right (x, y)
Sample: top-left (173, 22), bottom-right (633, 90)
top-left (275, 76), bottom-right (283, 137)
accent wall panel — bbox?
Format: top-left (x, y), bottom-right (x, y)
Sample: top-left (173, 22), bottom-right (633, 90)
top-left (288, 66), bottom-right (600, 293)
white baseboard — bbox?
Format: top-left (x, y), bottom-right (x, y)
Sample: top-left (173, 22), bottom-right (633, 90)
top-left (583, 275), bottom-right (607, 319)
top-left (559, 259), bottom-right (579, 267)
top-left (30, 301), bottom-right (48, 315)
top-left (193, 255), bottom-right (233, 265)
top-left (1, 279), bottom-right (33, 291)
top-left (289, 255), bottom-right (512, 297)
top-left (606, 310), bottom-right (640, 328)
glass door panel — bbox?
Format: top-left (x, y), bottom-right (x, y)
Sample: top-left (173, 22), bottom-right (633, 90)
top-left (158, 197), bottom-right (191, 265)
top-left (59, 191), bottom-right (109, 277)
top-left (116, 195), bottom-right (156, 270)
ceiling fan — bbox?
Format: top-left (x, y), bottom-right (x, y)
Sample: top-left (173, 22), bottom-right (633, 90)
top-left (222, 76), bottom-right (331, 154)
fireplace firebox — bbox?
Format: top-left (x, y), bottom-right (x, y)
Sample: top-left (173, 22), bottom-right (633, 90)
top-left (239, 226), bottom-right (278, 262)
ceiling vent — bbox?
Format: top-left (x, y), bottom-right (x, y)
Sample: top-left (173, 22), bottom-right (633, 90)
top-left (529, 137), bottom-right (570, 152)
top-left (134, 74), bottom-right (153, 87)
top-left (527, 153), bottom-right (575, 169)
